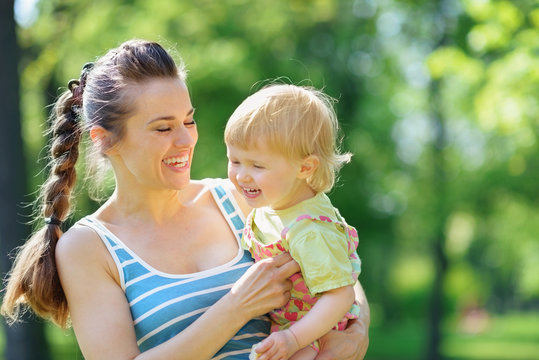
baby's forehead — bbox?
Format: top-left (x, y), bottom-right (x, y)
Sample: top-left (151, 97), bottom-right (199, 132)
top-left (229, 138), bottom-right (288, 156)
top-left (228, 137), bottom-right (273, 152)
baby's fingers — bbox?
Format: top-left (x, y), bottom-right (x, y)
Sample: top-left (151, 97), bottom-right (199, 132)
top-left (254, 339), bottom-right (272, 354)
top-left (253, 337), bottom-right (279, 360)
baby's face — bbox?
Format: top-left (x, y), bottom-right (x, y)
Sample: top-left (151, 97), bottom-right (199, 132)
top-left (226, 141), bottom-right (306, 210)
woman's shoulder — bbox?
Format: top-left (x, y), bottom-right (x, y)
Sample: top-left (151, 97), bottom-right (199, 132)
top-left (56, 219), bottom-right (120, 285)
top-left (55, 220), bottom-right (111, 269)
top-left (56, 221), bottom-right (101, 257)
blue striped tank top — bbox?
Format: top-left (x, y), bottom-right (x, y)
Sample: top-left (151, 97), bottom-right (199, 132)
top-left (76, 179), bottom-right (270, 359)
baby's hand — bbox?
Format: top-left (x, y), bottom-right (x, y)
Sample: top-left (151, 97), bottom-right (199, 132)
top-left (250, 329), bottom-right (300, 360)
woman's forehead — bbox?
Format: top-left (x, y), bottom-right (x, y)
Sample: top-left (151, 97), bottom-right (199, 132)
top-left (128, 78), bottom-right (191, 120)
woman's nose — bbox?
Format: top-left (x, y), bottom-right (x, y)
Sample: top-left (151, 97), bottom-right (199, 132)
top-left (173, 127), bottom-right (196, 147)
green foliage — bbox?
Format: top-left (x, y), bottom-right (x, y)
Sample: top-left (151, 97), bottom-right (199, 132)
top-left (13, 0), bottom-right (539, 357)
top-left (426, 0), bottom-right (539, 313)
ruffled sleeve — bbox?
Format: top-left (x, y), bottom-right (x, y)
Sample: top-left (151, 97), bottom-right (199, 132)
top-left (287, 221), bottom-right (358, 296)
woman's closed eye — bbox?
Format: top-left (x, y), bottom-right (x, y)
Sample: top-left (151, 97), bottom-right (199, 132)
top-left (155, 119), bottom-right (196, 132)
top-left (185, 108), bottom-right (196, 126)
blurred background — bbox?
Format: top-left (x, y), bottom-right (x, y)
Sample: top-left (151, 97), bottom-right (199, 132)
top-left (1, 0), bottom-right (538, 359)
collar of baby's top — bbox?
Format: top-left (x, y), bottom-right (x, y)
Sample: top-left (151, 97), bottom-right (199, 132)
top-left (259, 192), bottom-right (325, 216)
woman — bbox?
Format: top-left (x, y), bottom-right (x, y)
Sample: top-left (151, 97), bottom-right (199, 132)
top-left (1, 39), bottom-right (369, 359)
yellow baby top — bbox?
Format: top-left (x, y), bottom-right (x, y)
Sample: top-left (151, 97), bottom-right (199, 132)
top-left (246, 192), bottom-right (361, 296)
top-left (242, 192), bottom-right (361, 352)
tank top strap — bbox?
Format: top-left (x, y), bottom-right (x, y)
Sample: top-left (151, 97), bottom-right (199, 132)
top-left (207, 179), bottom-right (246, 242)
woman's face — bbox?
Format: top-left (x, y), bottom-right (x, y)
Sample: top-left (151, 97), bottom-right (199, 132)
top-left (111, 77), bottom-right (198, 191)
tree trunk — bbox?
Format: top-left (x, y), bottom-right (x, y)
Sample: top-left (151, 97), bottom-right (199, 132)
top-left (0, 0), bottom-right (51, 359)
top-left (426, 33), bottom-right (450, 360)
top-left (426, 1), bottom-right (451, 358)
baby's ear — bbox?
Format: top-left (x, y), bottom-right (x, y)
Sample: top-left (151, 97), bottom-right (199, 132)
top-left (298, 155), bottom-right (319, 179)
top-left (89, 125), bottom-right (117, 155)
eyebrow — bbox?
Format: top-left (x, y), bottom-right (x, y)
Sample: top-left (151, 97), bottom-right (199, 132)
top-left (147, 108), bottom-right (195, 124)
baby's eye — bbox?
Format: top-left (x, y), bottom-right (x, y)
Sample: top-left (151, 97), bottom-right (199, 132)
top-left (156, 128), bottom-right (171, 132)
top-left (253, 164), bottom-right (265, 169)
top-left (185, 119), bottom-right (196, 126)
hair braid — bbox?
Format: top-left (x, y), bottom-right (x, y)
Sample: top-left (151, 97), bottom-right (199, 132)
top-left (1, 88), bottom-right (82, 327)
top-left (43, 91), bottom-right (82, 221)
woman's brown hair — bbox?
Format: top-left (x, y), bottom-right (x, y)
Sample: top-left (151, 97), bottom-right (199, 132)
top-left (1, 39), bottom-right (185, 327)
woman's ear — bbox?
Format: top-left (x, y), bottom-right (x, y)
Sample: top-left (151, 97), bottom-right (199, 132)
top-left (298, 155), bottom-right (319, 179)
top-left (89, 126), bottom-right (117, 155)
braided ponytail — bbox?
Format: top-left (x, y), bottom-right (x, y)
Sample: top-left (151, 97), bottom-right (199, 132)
top-left (1, 69), bottom-right (86, 327)
top-left (1, 40), bottom-right (185, 328)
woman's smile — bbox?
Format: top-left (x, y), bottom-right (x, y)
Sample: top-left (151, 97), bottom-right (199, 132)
top-left (163, 153), bottom-right (190, 171)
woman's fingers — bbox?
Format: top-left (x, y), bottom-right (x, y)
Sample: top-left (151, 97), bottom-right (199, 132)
top-left (316, 318), bottom-right (369, 360)
top-left (269, 253), bottom-right (300, 278)
top-left (277, 258), bottom-right (300, 278)
top-left (229, 253), bottom-right (299, 318)
top-left (269, 252), bottom-right (293, 266)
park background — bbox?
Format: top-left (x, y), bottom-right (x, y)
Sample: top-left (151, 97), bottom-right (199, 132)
top-left (1, 0), bottom-right (538, 359)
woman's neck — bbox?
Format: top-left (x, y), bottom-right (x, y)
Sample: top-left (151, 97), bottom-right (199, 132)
top-left (100, 183), bottom-right (193, 226)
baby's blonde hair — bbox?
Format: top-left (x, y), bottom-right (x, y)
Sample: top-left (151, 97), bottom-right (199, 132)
top-left (224, 84), bottom-right (351, 193)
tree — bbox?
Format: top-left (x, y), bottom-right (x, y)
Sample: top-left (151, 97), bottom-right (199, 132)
top-left (0, 0), bottom-right (51, 358)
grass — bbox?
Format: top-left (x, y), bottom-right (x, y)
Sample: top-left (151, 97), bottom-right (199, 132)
top-left (443, 313), bottom-right (539, 360)
top-left (368, 312), bottom-right (539, 360)
top-left (1, 312), bottom-right (539, 359)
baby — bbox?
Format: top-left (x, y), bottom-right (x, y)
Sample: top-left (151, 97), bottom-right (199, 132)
top-left (225, 84), bottom-right (361, 360)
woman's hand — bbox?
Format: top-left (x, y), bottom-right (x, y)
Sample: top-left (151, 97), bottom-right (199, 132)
top-left (315, 317), bottom-right (369, 360)
top-left (228, 253), bottom-right (300, 322)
